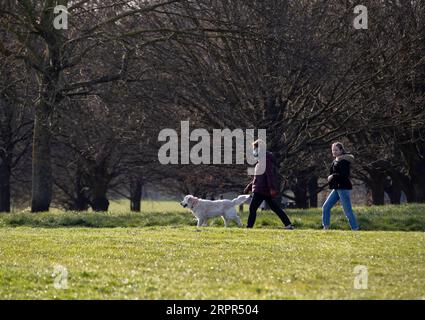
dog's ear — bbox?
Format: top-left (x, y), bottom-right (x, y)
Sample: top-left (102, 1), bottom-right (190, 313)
top-left (188, 195), bottom-right (200, 204)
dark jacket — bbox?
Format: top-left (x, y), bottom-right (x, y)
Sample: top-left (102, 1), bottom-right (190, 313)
top-left (329, 154), bottom-right (354, 190)
top-left (244, 151), bottom-right (278, 197)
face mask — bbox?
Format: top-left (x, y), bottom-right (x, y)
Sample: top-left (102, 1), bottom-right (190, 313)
top-left (253, 148), bottom-right (258, 157)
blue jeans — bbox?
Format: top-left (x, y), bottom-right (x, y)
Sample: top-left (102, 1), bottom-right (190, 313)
top-left (322, 189), bottom-right (359, 230)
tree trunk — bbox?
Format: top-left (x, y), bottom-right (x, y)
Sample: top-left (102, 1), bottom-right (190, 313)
top-left (308, 176), bottom-right (318, 208)
top-left (130, 178), bottom-right (143, 212)
top-left (73, 194), bottom-right (90, 211)
top-left (31, 99), bottom-right (53, 212)
top-left (399, 143), bottom-right (425, 202)
top-left (73, 171), bottom-right (89, 211)
top-left (395, 172), bottom-right (416, 203)
top-left (90, 179), bottom-right (109, 211)
top-left (30, 20), bottom-right (62, 212)
top-left (370, 181), bottom-right (385, 205)
top-left (384, 175), bottom-right (402, 205)
top-left (274, 168), bottom-right (283, 210)
top-left (412, 160), bottom-right (425, 202)
top-left (90, 190), bottom-right (109, 211)
top-left (293, 180), bottom-right (309, 209)
top-left (91, 197), bottom-right (109, 211)
top-left (0, 159), bottom-right (11, 213)
top-left (365, 170), bottom-right (386, 205)
top-left (389, 184), bottom-right (402, 205)
top-left (402, 183), bottom-right (416, 203)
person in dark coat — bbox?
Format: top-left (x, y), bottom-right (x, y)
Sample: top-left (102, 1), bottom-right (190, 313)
top-left (322, 142), bottom-right (359, 230)
top-left (244, 139), bottom-right (294, 229)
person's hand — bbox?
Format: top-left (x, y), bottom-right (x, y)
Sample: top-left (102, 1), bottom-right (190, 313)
top-left (327, 175), bottom-right (333, 182)
top-left (244, 183), bottom-right (252, 194)
top-left (270, 189), bottom-right (278, 198)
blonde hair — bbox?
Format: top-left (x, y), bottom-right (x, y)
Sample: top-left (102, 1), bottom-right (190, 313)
top-left (252, 139), bottom-right (266, 148)
top-left (332, 142), bottom-right (349, 154)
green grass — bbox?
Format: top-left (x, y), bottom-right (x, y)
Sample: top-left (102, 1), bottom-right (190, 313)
top-left (2, 203), bottom-right (425, 231)
top-left (0, 202), bottom-right (424, 299)
top-left (0, 227), bottom-right (423, 299)
top-left (109, 199), bottom-right (185, 214)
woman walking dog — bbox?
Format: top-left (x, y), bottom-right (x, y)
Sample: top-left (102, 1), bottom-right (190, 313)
top-left (322, 142), bottom-right (359, 230)
top-left (244, 140), bottom-right (294, 229)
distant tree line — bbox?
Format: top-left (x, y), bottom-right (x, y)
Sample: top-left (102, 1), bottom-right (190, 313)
top-left (0, 0), bottom-right (424, 212)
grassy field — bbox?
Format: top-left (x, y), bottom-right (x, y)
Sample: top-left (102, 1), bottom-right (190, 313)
top-left (0, 202), bottom-right (424, 299)
top-left (2, 202), bottom-right (425, 231)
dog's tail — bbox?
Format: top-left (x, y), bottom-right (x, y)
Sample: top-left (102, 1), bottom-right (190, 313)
top-left (231, 194), bottom-right (251, 206)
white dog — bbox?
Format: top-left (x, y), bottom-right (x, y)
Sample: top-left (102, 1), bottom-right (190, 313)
top-left (180, 195), bottom-right (251, 227)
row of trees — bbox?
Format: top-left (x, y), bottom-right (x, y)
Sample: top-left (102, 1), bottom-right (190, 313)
top-left (0, 0), bottom-right (424, 212)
